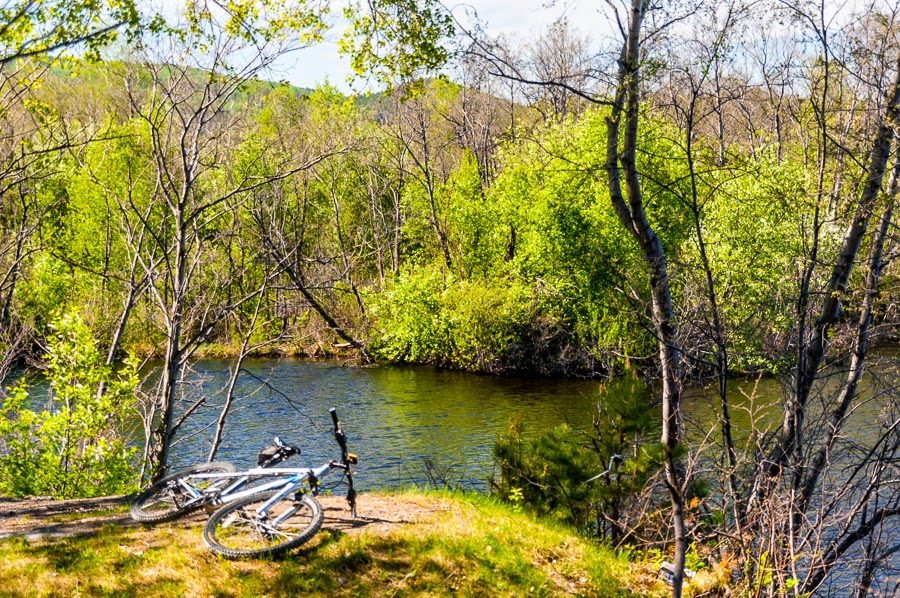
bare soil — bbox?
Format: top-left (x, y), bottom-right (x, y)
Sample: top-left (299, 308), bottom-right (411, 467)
top-left (0, 492), bottom-right (449, 541)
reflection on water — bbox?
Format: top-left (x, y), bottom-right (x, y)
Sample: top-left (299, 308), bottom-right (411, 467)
top-left (170, 360), bottom-right (602, 490)
top-left (681, 367), bottom-right (892, 452)
top-left (169, 358), bottom-right (894, 492)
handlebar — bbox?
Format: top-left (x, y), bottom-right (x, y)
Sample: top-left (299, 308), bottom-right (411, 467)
top-left (329, 408), bottom-right (349, 463)
top-left (329, 407), bottom-right (358, 518)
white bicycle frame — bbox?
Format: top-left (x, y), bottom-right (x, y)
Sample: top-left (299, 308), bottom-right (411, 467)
top-left (172, 460), bottom-right (345, 514)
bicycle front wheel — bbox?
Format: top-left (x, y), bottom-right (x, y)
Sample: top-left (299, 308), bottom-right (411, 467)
top-left (202, 490), bottom-right (324, 558)
top-left (130, 462), bottom-right (237, 523)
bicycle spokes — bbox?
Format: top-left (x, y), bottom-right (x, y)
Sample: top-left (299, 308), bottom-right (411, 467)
top-left (204, 493), bottom-right (322, 556)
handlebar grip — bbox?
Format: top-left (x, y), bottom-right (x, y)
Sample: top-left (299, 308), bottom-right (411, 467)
top-left (329, 408), bottom-right (350, 463)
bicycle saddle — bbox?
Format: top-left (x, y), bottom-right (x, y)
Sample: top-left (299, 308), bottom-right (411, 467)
top-left (257, 437), bottom-right (301, 467)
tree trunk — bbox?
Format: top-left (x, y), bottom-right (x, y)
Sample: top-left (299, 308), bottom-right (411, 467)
top-left (150, 220), bottom-right (188, 480)
top-left (604, 0), bottom-right (686, 595)
top-left (150, 340), bottom-right (182, 479)
top-left (798, 143), bottom-right (898, 516)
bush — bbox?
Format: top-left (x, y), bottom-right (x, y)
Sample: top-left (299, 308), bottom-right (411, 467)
top-left (367, 268), bottom-right (601, 375)
top-left (367, 269), bottom-right (531, 370)
top-left (0, 313), bottom-right (139, 498)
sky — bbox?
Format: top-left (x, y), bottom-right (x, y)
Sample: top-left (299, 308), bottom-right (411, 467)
top-left (272, 0), bottom-right (615, 93)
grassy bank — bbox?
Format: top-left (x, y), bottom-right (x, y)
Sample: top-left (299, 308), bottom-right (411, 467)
top-left (0, 492), bottom-right (656, 597)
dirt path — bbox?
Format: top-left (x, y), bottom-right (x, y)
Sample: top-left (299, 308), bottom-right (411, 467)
top-left (0, 493), bottom-right (449, 541)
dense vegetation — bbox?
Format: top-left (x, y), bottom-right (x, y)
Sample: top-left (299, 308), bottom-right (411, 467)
top-left (0, 74), bottom-right (858, 378)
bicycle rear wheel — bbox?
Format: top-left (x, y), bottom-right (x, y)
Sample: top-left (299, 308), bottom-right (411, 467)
top-left (130, 462), bottom-right (237, 523)
top-left (202, 490), bottom-right (324, 558)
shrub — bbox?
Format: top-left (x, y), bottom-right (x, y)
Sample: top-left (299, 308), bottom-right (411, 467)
top-left (0, 313), bottom-right (139, 498)
top-left (367, 268), bottom-right (601, 375)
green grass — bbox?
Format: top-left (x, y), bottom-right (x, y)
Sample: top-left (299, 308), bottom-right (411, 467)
top-left (0, 492), bottom-right (653, 597)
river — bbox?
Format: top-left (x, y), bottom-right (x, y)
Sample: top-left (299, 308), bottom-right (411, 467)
top-left (168, 359), bottom-right (602, 490)
top-left (12, 355), bottom-right (889, 491)
top-left (164, 358), bottom-right (834, 488)
top-left (168, 357), bottom-right (895, 491)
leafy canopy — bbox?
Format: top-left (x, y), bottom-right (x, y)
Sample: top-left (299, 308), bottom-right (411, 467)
top-left (0, 0), bottom-right (140, 66)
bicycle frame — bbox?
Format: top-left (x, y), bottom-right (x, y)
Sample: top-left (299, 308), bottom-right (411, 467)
top-left (132, 407), bottom-right (359, 531)
top-left (172, 460), bottom-right (350, 510)
top-left (252, 461), bottom-right (342, 522)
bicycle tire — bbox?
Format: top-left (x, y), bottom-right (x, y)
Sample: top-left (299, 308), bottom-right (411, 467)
top-left (130, 462), bottom-right (237, 523)
top-left (202, 490), bottom-right (324, 559)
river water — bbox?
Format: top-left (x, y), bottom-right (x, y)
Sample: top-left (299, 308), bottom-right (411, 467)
top-left (174, 359), bottom-right (892, 490)
top-left (10, 354), bottom-right (888, 492)
top-left (167, 359), bottom-right (778, 489)
top-left (168, 357), bottom-right (894, 491)
top-left (169, 359), bottom-right (602, 490)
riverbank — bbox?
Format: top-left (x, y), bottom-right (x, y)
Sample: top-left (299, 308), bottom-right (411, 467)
top-left (0, 491), bottom-right (654, 597)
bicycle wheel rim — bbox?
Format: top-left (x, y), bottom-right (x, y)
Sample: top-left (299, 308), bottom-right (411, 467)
top-left (134, 486), bottom-right (193, 517)
top-left (130, 462), bottom-right (235, 523)
top-left (203, 491), bottom-right (323, 558)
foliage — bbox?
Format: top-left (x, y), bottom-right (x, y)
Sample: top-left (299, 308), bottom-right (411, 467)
top-left (340, 0), bottom-right (454, 87)
top-left (0, 0), bottom-right (139, 66)
top-left (0, 67), bottom-right (835, 377)
top-left (491, 371), bottom-right (665, 538)
top-left (145, 0), bottom-right (327, 58)
top-left (0, 313), bottom-right (138, 498)
top-left (367, 263), bottom-right (604, 375)
top-left (367, 268), bottom-right (528, 370)
top-left (673, 150), bottom-right (819, 373)
top-left (366, 110), bottom-right (708, 374)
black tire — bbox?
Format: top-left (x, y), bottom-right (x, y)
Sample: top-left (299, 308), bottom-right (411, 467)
top-left (202, 490), bottom-right (324, 559)
top-left (130, 462), bottom-right (237, 523)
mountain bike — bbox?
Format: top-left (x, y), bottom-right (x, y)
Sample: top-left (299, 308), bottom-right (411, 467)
top-left (130, 408), bottom-right (358, 558)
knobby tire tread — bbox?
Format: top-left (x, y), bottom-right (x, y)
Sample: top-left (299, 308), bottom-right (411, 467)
top-left (202, 491), bottom-right (324, 559)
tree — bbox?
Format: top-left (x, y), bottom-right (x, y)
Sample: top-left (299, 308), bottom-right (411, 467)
top-left (459, 0), bottom-right (692, 592)
top-left (244, 86), bottom-right (372, 362)
top-left (525, 18), bottom-right (595, 122)
top-left (106, 0), bottom-right (338, 477)
top-left (0, 0), bottom-right (141, 386)
top-left (0, 0), bottom-right (138, 67)
top-left (602, 1), bottom-right (688, 594)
